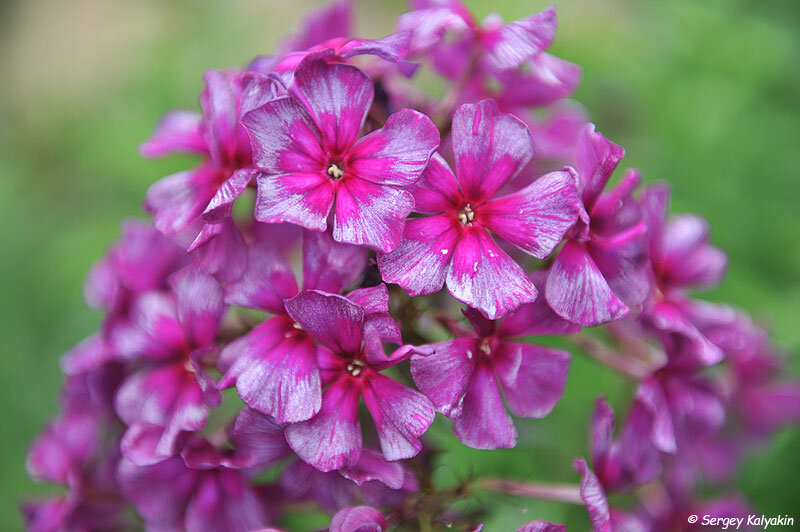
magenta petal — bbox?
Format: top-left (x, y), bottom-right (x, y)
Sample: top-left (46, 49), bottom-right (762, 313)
top-left (199, 70), bottom-right (243, 168)
top-left (546, 239), bottom-right (629, 326)
top-left (202, 168), bottom-right (255, 224)
top-left (116, 291), bottom-right (184, 360)
top-left (285, 379), bottom-right (362, 472)
top-left (339, 31), bottom-right (411, 64)
top-left (144, 167), bottom-right (216, 234)
top-left (453, 363), bottom-right (517, 449)
top-left (409, 153), bottom-right (460, 214)
top-left (189, 219), bottom-right (248, 283)
top-left (284, 290), bottom-right (364, 355)
top-left (224, 240), bottom-right (297, 314)
top-left (233, 320), bottom-right (321, 423)
top-left (574, 459), bottom-right (611, 532)
top-left (496, 343), bottom-right (570, 418)
top-left (591, 398), bottom-right (615, 464)
top-left (330, 506), bottom-right (387, 532)
top-left (348, 109), bottom-right (439, 187)
top-left (482, 169), bottom-right (580, 259)
top-left (495, 53), bottom-right (582, 108)
top-left (575, 124), bottom-right (625, 210)
top-left (112, 218), bottom-right (185, 293)
top-left (169, 266), bottom-right (225, 348)
top-left (280, 0), bottom-right (352, 53)
top-left (499, 270), bottom-right (582, 337)
top-left (410, 338), bottom-right (476, 417)
top-left (140, 110), bottom-right (207, 158)
top-left (635, 378), bottom-right (677, 454)
top-left (340, 448), bottom-right (405, 489)
top-left (302, 229), bottom-right (368, 292)
top-left (661, 214), bottom-right (727, 289)
top-left (586, 221), bottom-right (651, 308)
top-left (377, 215), bottom-right (460, 297)
top-left (348, 284), bottom-right (402, 351)
top-left (451, 99), bottom-right (534, 201)
top-left (333, 177), bottom-right (415, 252)
top-left (362, 372), bottom-right (434, 461)
top-left (447, 228), bottom-right (537, 320)
top-left (231, 408), bottom-right (290, 469)
top-left (184, 470), bottom-right (267, 532)
top-left (254, 171), bottom-right (335, 231)
top-left (290, 58), bottom-right (373, 154)
top-left (485, 6), bottom-right (557, 70)
top-left (117, 456), bottom-right (198, 532)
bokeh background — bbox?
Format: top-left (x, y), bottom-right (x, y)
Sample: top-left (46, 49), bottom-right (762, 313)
top-left (1, 0), bottom-right (798, 529)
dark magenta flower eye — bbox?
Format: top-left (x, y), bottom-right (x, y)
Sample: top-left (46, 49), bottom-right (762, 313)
top-left (24, 1), bottom-right (794, 531)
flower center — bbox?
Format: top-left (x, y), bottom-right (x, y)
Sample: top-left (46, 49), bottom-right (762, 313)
top-left (458, 204), bottom-right (475, 226)
top-left (478, 338), bottom-right (492, 356)
top-left (327, 163), bottom-right (345, 180)
top-left (346, 359), bottom-right (365, 377)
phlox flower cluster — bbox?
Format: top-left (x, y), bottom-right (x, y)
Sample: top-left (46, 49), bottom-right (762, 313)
top-left (24, 1), bottom-right (799, 531)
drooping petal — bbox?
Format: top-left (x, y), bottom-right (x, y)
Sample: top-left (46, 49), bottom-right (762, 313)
top-left (113, 218), bottom-right (185, 293)
top-left (453, 362), bottom-right (517, 449)
top-left (546, 239), bottom-right (629, 326)
top-left (338, 31), bottom-right (412, 65)
top-left (169, 266), bottom-right (225, 348)
top-left (285, 379), bottom-right (362, 472)
top-left (575, 124), bottom-right (625, 210)
top-left (231, 408), bottom-right (291, 469)
top-left (591, 397), bottom-right (615, 465)
top-left (499, 270), bottom-right (582, 338)
top-left (254, 171), bottom-right (335, 231)
top-left (189, 218), bottom-right (248, 283)
top-left (574, 459), bottom-right (611, 532)
top-left (115, 290), bottom-right (185, 360)
top-left (339, 448), bottom-right (405, 489)
top-left (184, 470), bottom-right (267, 532)
top-left (201, 168), bottom-right (255, 224)
top-left (140, 110), bottom-right (207, 158)
top-left (409, 338), bottom-right (477, 418)
top-left (495, 343), bottom-right (570, 418)
top-left (409, 153), bottom-right (461, 214)
top-left (144, 166), bottom-right (218, 235)
top-left (290, 58), bottom-right (373, 154)
top-left (348, 284), bottom-right (402, 355)
top-left (284, 290), bottom-right (364, 356)
top-left (451, 99), bottom-right (534, 202)
top-left (199, 69), bottom-right (244, 168)
top-left (586, 221), bottom-right (651, 308)
top-left (362, 372), bottom-right (435, 461)
top-left (447, 227), bottom-right (536, 320)
top-left (347, 109), bottom-right (439, 187)
top-left (333, 177), bottom-right (415, 252)
top-left (377, 215), bottom-right (460, 296)
top-left (482, 169), bottom-right (580, 259)
top-left (494, 53), bottom-right (582, 108)
top-left (302, 229), bottom-right (368, 292)
top-left (660, 214), bottom-right (728, 289)
top-left (517, 522), bottom-right (567, 532)
top-left (635, 377), bottom-right (677, 454)
top-left (223, 239), bottom-right (297, 314)
top-left (484, 6), bottom-right (557, 70)
top-left (330, 506), bottom-right (387, 532)
top-left (640, 184), bottom-right (670, 262)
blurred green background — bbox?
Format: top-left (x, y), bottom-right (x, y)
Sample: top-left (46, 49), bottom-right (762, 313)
top-left (1, 0), bottom-right (798, 530)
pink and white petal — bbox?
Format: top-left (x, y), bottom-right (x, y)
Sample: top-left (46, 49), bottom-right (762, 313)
top-left (484, 6), bottom-right (557, 70)
top-left (144, 166), bottom-right (217, 235)
top-left (362, 372), bottom-right (435, 461)
top-left (453, 363), bottom-right (517, 449)
top-left (499, 270), bottom-right (582, 338)
top-left (333, 178), bottom-right (415, 252)
top-left (495, 53), bottom-right (582, 108)
top-left (242, 96), bottom-right (325, 174)
top-left (451, 99), bottom-right (534, 201)
top-left (140, 110), bottom-right (207, 158)
top-left (290, 58), bottom-right (373, 154)
top-left (339, 31), bottom-right (410, 63)
top-left (496, 343), bottom-right (570, 418)
top-left (482, 169), bottom-right (580, 259)
top-left (284, 290), bottom-right (364, 356)
top-left (347, 109), bottom-right (439, 187)
top-left (285, 379), bottom-right (362, 472)
top-left (235, 328), bottom-right (322, 424)
top-left (218, 319), bottom-right (285, 389)
top-left (223, 239), bottom-right (297, 314)
top-left (377, 215), bottom-right (460, 297)
top-left (231, 408), bottom-right (291, 470)
top-left (189, 219), bottom-right (248, 284)
top-left (118, 291), bottom-right (185, 360)
top-left (113, 218), bottom-right (185, 293)
top-left (236, 71), bottom-right (284, 114)
top-left (573, 459), bottom-right (611, 532)
top-left (330, 506), bottom-right (387, 532)
top-left (409, 153), bottom-right (461, 214)
top-left (254, 171), bottom-right (335, 231)
top-left (575, 124), bottom-right (625, 210)
top-left (302, 229), bottom-right (368, 293)
top-left (546, 239), bottom-right (629, 326)
top-left (587, 221), bottom-right (652, 308)
top-left (169, 266), bottom-right (225, 348)
top-left (635, 377), bottom-right (677, 454)
top-left (446, 228), bottom-right (536, 320)
top-left (184, 470), bottom-right (267, 532)
top-left (517, 522), bottom-right (567, 532)
top-left (202, 168), bottom-right (256, 224)
top-left (409, 338), bottom-right (476, 417)
top-left (199, 70), bottom-right (241, 167)
top-left (59, 334), bottom-right (111, 376)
